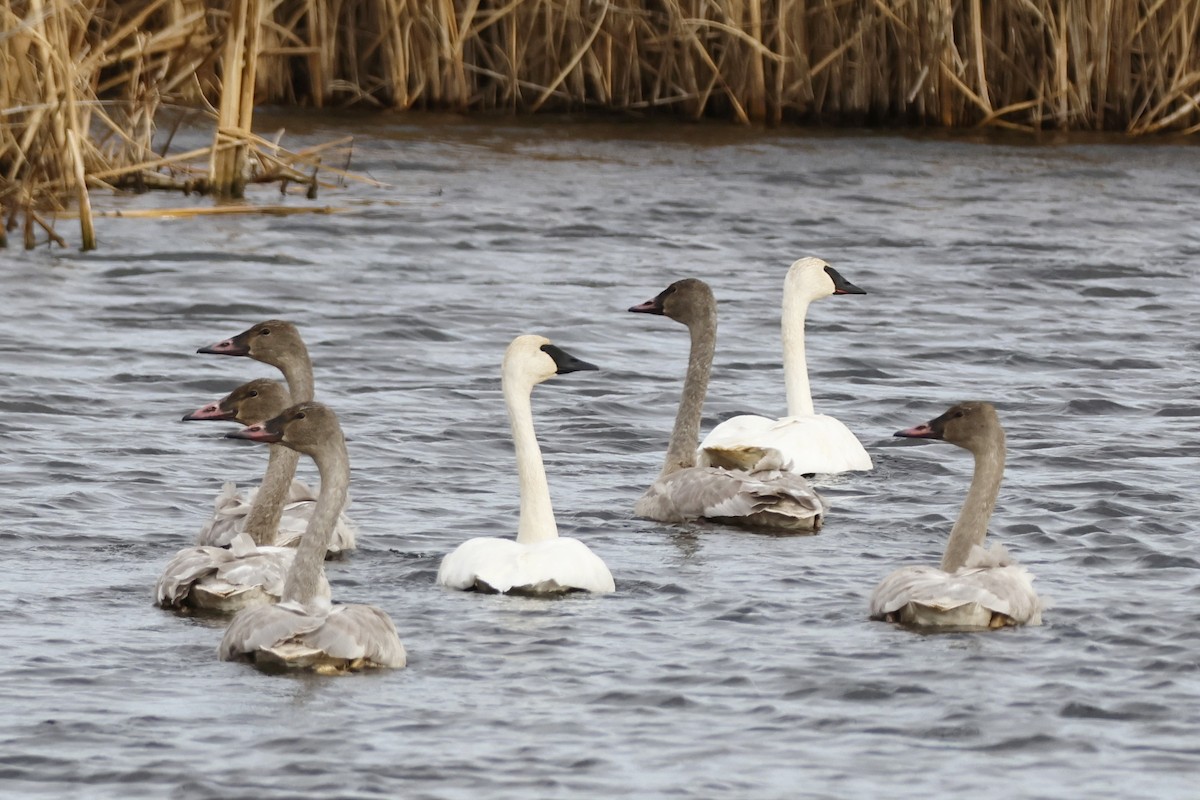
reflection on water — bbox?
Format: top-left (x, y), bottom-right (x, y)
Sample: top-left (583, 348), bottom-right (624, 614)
top-left (1, 114), bottom-right (1198, 798)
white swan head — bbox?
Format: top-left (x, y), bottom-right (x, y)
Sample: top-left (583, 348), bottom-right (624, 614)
top-left (227, 401), bottom-right (343, 457)
top-left (503, 334), bottom-right (598, 389)
top-left (182, 378), bottom-right (291, 424)
top-left (784, 257), bottom-right (866, 303)
top-left (895, 401), bottom-right (1003, 453)
top-left (198, 319), bottom-right (310, 373)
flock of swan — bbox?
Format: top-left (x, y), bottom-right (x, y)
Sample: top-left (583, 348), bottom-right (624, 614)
top-left (156, 256), bottom-right (1042, 675)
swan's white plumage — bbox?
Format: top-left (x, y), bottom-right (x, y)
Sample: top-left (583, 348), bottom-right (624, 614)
top-left (196, 480), bottom-right (358, 553)
top-left (699, 413), bottom-right (873, 474)
top-left (437, 537), bottom-right (615, 594)
top-left (697, 257), bottom-right (871, 476)
top-left (436, 335), bottom-right (614, 596)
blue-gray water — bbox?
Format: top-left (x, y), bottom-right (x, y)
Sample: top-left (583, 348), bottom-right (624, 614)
top-left (1, 116), bottom-right (1198, 798)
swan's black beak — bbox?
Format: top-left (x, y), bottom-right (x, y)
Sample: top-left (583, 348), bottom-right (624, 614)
top-left (541, 344), bottom-right (598, 375)
top-left (183, 401), bottom-right (236, 422)
top-left (825, 265), bottom-right (866, 295)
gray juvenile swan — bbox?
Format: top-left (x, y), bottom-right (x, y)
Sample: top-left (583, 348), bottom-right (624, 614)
top-left (698, 257), bottom-right (872, 476)
top-left (869, 401), bottom-right (1042, 629)
top-left (184, 378), bottom-right (354, 555)
top-left (197, 320), bottom-right (356, 553)
top-left (220, 402), bottom-right (406, 673)
top-left (157, 381), bottom-right (306, 613)
top-left (437, 335), bottom-right (615, 595)
top-left (629, 279), bottom-right (827, 532)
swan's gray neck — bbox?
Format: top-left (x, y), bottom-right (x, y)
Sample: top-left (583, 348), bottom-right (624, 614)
top-left (781, 294), bottom-right (814, 416)
top-left (505, 374), bottom-right (558, 544)
top-left (941, 435), bottom-right (1006, 572)
top-left (282, 436), bottom-right (348, 603)
top-left (242, 445), bottom-right (300, 546)
top-left (277, 351), bottom-right (314, 403)
top-left (661, 306), bottom-right (716, 477)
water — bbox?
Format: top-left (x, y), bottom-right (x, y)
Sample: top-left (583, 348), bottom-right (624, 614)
top-left (1, 115), bottom-right (1198, 798)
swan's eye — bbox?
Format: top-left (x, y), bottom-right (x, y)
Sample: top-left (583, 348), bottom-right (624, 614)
top-left (294, 412), bottom-right (306, 420)
top-left (953, 410), bottom-right (965, 418)
top-left (259, 328), bottom-right (271, 336)
top-left (247, 390), bottom-right (258, 397)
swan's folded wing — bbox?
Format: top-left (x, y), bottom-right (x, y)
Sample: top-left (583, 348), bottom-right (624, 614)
top-left (636, 466), bottom-right (826, 525)
top-left (155, 546), bottom-right (232, 606)
top-left (275, 499), bottom-right (358, 552)
top-left (301, 605), bottom-right (407, 668)
top-left (437, 537), bottom-right (516, 590)
top-left (699, 413), bottom-right (873, 475)
top-left (869, 560), bottom-right (1042, 626)
top-left (196, 482), bottom-right (252, 546)
top-left (437, 537), bottom-right (614, 594)
top-left (516, 538), bottom-right (615, 594)
top-left (213, 546), bottom-right (294, 597)
top-left (219, 602), bottom-right (324, 660)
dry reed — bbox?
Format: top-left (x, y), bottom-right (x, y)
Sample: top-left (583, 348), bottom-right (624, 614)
top-left (4, 1), bottom-right (1199, 249)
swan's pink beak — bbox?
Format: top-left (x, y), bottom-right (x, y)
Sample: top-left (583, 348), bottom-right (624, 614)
top-left (197, 337), bottom-right (249, 356)
top-left (895, 422), bottom-right (936, 439)
top-left (628, 298), bottom-right (663, 315)
top-left (226, 423), bottom-right (281, 443)
top-left (183, 401), bottom-right (234, 422)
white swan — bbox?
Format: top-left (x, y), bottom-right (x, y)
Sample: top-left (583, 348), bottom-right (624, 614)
top-left (629, 279), bottom-right (827, 532)
top-left (698, 257), bottom-right (872, 476)
top-left (437, 335), bottom-right (615, 595)
top-left (196, 320), bottom-right (357, 554)
top-left (220, 402), bottom-right (406, 673)
top-left (184, 378), bottom-right (356, 555)
top-left (869, 401), bottom-right (1042, 629)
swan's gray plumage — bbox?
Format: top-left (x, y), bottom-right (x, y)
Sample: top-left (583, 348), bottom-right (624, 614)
top-left (154, 533), bottom-right (301, 613)
top-left (193, 326), bottom-right (357, 556)
top-left (196, 480), bottom-right (357, 554)
top-left (635, 466), bottom-right (825, 531)
top-left (219, 402), bottom-right (405, 672)
top-left (219, 602), bottom-right (406, 672)
top-left (629, 278), bottom-right (827, 532)
top-left (869, 402), bottom-right (1042, 629)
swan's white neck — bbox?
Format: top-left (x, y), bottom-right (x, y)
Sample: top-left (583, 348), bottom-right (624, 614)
top-left (282, 437), bottom-right (347, 604)
top-left (781, 291), bottom-right (815, 416)
top-left (504, 373), bottom-right (558, 545)
top-left (941, 439), bottom-right (1005, 572)
top-left (242, 445), bottom-right (300, 546)
top-left (662, 307), bottom-right (716, 477)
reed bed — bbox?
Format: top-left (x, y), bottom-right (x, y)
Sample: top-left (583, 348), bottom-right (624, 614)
top-left (3, 0), bottom-right (1199, 249)
top-left (249, 0), bottom-right (1200, 133)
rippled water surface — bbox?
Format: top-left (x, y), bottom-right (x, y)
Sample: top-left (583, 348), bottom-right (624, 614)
top-left (2, 115), bottom-right (1199, 798)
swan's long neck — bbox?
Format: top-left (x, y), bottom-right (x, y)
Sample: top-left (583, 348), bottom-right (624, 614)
top-left (278, 352), bottom-right (315, 403)
top-left (940, 436), bottom-right (1006, 572)
top-left (661, 306), bottom-right (716, 477)
top-left (781, 292), bottom-right (815, 416)
top-left (281, 437), bottom-right (348, 604)
top-left (242, 445), bottom-right (300, 546)
top-left (505, 373), bottom-right (558, 545)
